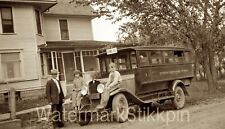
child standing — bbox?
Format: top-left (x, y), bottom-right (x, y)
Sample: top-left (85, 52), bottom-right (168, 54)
top-left (71, 69), bottom-right (86, 111)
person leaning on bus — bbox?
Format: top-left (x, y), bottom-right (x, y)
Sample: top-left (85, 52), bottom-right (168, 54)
top-left (97, 62), bottom-right (122, 109)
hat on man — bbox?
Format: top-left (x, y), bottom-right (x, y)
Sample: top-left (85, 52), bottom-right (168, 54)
top-left (73, 69), bottom-right (81, 75)
top-left (50, 69), bottom-right (59, 75)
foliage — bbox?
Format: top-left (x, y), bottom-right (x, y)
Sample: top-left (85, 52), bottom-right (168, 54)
top-left (71, 0), bottom-right (225, 92)
top-left (72, 0), bottom-right (225, 48)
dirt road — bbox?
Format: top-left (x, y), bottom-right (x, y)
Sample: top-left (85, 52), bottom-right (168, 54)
top-left (64, 97), bottom-right (225, 129)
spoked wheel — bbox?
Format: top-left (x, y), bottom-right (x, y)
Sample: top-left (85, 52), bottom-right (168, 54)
top-left (112, 93), bottom-right (129, 123)
top-left (172, 86), bottom-right (185, 109)
top-left (77, 112), bottom-right (91, 126)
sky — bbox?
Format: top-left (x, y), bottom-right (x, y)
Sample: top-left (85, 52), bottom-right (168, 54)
top-left (91, 17), bottom-right (120, 42)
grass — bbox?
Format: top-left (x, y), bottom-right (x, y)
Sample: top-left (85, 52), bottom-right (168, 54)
top-left (0, 96), bottom-right (48, 114)
top-left (186, 80), bottom-right (225, 106)
top-left (17, 103), bottom-right (74, 128)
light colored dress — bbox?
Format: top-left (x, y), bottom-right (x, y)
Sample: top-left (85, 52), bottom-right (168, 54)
top-left (72, 76), bottom-right (86, 108)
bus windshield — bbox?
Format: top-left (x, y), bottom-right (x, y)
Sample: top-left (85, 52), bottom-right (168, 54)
top-left (99, 51), bottom-right (137, 77)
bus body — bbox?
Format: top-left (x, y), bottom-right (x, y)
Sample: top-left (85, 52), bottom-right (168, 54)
top-left (77, 46), bottom-right (194, 125)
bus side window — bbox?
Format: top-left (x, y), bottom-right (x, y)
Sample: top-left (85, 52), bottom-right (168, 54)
top-left (138, 51), bottom-right (149, 66)
top-left (117, 53), bottom-right (130, 70)
top-left (149, 51), bottom-right (162, 64)
top-left (174, 51), bottom-right (184, 63)
top-left (131, 52), bottom-right (137, 69)
top-left (163, 51), bottom-right (174, 63)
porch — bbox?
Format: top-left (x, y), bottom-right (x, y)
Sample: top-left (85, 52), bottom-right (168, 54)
top-left (38, 40), bottom-right (115, 94)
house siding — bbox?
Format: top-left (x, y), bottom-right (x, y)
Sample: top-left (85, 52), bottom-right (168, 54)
top-left (0, 4), bottom-right (44, 91)
top-left (44, 16), bottom-right (94, 41)
top-left (0, 2), bottom-right (99, 103)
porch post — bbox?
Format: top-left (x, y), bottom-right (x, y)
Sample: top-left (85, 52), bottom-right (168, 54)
top-left (80, 51), bottom-right (85, 73)
top-left (50, 51), bottom-right (55, 69)
top-left (96, 50), bottom-right (100, 71)
top-left (61, 53), bottom-right (67, 83)
top-left (73, 52), bottom-right (77, 70)
top-left (54, 52), bottom-right (58, 70)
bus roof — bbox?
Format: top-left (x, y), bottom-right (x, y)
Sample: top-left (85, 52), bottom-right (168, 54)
top-left (97, 46), bottom-right (191, 57)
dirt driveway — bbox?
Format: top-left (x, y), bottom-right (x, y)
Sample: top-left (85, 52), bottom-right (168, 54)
top-left (63, 96), bottom-right (225, 129)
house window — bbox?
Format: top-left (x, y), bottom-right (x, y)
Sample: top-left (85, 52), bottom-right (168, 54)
top-left (59, 19), bottom-right (69, 40)
top-left (1, 52), bottom-right (22, 80)
top-left (1, 7), bottom-right (14, 33)
top-left (35, 10), bottom-right (42, 34)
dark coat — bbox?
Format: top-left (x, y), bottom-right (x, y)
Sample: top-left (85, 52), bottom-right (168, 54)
top-left (46, 79), bottom-right (65, 104)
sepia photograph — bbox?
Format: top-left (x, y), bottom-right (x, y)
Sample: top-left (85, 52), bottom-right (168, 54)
top-left (0, 0), bottom-right (225, 129)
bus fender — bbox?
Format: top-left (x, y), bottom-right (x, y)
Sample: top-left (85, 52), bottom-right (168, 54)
top-left (172, 80), bottom-right (189, 96)
top-left (109, 88), bottom-right (144, 105)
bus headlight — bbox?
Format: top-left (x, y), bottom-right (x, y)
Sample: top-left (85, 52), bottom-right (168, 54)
top-left (81, 86), bottom-right (88, 96)
top-left (97, 84), bottom-right (105, 93)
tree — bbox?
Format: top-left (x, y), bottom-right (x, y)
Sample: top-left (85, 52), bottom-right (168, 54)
top-left (71, 0), bottom-right (225, 93)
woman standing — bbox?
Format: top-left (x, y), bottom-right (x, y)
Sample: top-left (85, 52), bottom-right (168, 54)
top-left (71, 69), bottom-right (86, 111)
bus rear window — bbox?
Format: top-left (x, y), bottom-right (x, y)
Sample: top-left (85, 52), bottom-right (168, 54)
top-left (174, 51), bottom-right (184, 63)
top-left (131, 52), bottom-right (137, 69)
top-left (184, 51), bottom-right (191, 62)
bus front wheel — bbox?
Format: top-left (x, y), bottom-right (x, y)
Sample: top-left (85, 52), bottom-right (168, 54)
top-left (112, 93), bottom-right (129, 123)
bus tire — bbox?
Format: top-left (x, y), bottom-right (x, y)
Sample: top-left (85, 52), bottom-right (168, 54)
top-left (172, 86), bottom-right (185, 109)
top-left (112, 93), bottom-right (129, 123)
top-left (77, 113), bottom-right (91, 126)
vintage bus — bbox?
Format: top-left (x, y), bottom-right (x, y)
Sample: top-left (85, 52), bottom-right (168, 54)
top-left (77, 46), bottom-right (194, 125)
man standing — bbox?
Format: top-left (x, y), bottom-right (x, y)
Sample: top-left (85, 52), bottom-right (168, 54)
top-left (46, 69), bottom-right (65, 128)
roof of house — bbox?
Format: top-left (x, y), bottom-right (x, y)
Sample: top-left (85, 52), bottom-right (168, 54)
top-left (0, 0), bottom-right (57, 12)
top-left (0, 0), bottom-right (56, 2)
top-left (39, 40), bottom-right (118, 51)
top-left (44, 0), bottom-right (97, 17)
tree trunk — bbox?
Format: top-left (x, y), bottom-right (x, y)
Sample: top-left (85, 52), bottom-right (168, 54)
top-left (209, 49), bottom-right (218, 89)
top-left (204, 62), bottom-right (216, 93)
top-left (203, 66), bottom-right (206, 79)
top-left (194, 54), bottom-right (198, 80)
top-left (202, 47), bottom-right (216, 94)
top-left (199, 66), bottom-right (205, 80)
top-left (218, 56), bottom-right (223, 79)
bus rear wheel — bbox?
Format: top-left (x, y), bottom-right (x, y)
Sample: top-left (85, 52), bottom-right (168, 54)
top-left (172, 86), bottom-right (185, 109)
top-left (112, 93), bottom-right (129, 123)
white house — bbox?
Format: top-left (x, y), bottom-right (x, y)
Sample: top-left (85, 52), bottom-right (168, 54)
top-left (0, 0), bottom-right (115, 102)
top-left (39, 0), bottom-right (113, 87)
top-left (0, 0), bottom-right (57, 101)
